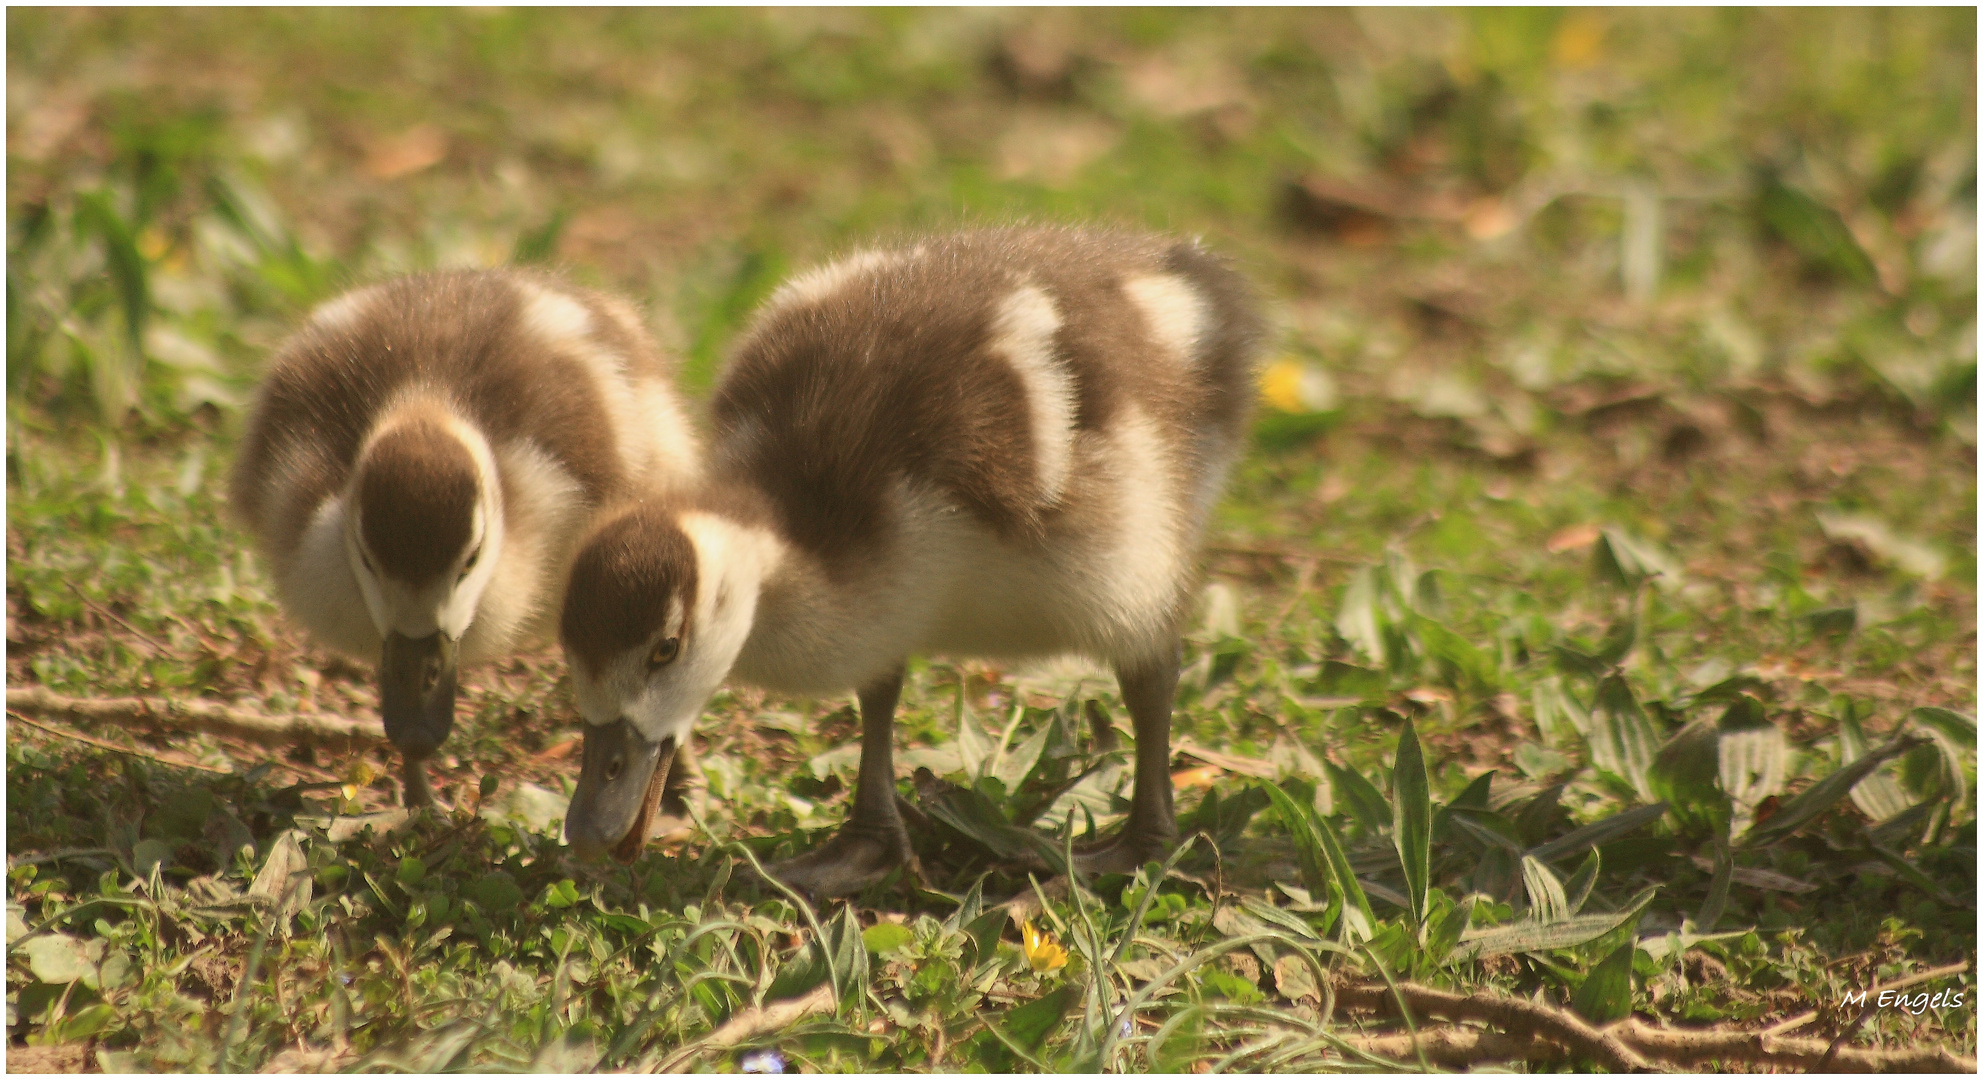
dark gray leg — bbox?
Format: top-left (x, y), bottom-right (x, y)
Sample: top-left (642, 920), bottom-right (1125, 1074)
top-left (770, 667), bottom-right (915, 897)
top-left (1077, 647), bottom-right (1181, 875)
top-left (401, 758), bottom-right (436, 808)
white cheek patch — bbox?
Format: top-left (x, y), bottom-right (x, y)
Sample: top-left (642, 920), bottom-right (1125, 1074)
top-left (767, 249), bottom-right (900, 311)
top-left (308, 285), bottom-right (385, 334)
top-left (519, 282), bottom-right (597, 352)
top-left (1122, 273), bottom-right (1209, 368)
top-left (989, 284), bottom-right (1076, 504)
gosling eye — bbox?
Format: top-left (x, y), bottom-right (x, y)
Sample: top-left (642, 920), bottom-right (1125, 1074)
top-left (457, 545), bottom-right (482, 583)
top-left (648, 636), bottom-right (681, 669)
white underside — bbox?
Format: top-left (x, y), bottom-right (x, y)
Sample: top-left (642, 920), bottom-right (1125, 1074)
top-left (731, 403), bottom-right (1227, 696)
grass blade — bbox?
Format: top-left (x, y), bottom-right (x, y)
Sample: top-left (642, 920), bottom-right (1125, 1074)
top-left (1742, 734), bottom-right (1926, 846)
top-left (1324, 760), bottom-right (1390, 836)
top-left (1563, 848), bottom-right (1601, 915)
top-left (1260, 781), bottom-right (1330, 899)
top-left (1527, 802), bottom-right (1669, 864)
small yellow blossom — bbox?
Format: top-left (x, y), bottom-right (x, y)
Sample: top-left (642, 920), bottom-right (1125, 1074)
top-left (1022, 920), bottom-right (1068, 973)
top-left (1259, 358), bottom-right (1338, 414)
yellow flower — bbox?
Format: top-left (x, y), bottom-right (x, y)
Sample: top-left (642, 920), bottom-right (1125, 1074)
top-left (1022, 920), bottom-right (1068, 973)
top-left (1259, 358), bottom-right (1338, 414)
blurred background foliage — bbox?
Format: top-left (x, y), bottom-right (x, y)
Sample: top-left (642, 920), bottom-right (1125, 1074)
top-left (7, 7), bottom-right (1975, 425)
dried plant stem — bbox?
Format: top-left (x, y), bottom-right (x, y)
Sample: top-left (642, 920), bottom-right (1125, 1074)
top-left (1334, 981), bottom-right (1977, 1073)
top-left (6, 685), bottom-right (382, 749)
top-left (1335, 979), bottom-right (1649, 1071)
top-left (7, 710), bottom-right (232, 774)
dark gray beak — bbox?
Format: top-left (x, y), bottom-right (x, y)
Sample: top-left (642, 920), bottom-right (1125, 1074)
top-left (379, 630), bottom-right (458, 763)
top-left (565, 720), bottom-right (675, 863)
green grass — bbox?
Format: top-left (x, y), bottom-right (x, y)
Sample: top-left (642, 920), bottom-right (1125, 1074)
top-left (7, 8), bottom-right (1976, 1072)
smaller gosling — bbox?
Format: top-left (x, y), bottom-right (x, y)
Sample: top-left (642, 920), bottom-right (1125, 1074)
top-left (559, 227), bottom-right (1262, 895)
top-left (230, 269), bottom-right (701, 804)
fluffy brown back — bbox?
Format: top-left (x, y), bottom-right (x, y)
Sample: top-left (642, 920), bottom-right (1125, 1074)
top-left (711, 226), bottom-right (1262, 574)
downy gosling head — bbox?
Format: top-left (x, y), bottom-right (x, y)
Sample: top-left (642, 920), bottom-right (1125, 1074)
top-left (231, 269), bottom-right (701, 804)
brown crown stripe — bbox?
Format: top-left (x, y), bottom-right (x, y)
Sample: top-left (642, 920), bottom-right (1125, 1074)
top-left (356, 418), bottom-right (479, 585)
top-left (230, 268), bottom-right (666, 559)
top-left (709, 226), bottom-right (1262, 575)
top-left (561, 504), bottom-right (698, 679)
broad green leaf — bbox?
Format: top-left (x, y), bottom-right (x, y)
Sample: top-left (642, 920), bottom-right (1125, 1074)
top-left (1532, 678), bottom-right (1587, 748)
top-left (1521, 855), bottom-right (1570, 924)
top-left (1392, 718), bottom-right (1432, 930)
top-left (956, 688), bottom-right (996, 779)
top-left (1649, 718), bottom-right (1730, 832)
top-left (1716, 696), bottom-right (1786, 833)
top-left (825, 904), bottom-right (869, 1007)
top-left (131, 838), bottom-right (174, 877)
top-left (52, 1003), bottom-right (117, 1042)
top-left (963, 910), bottom-right (1008, 973)
top-left (1335, 566), bottom-right (1385, 665)
top-left (1756, 174), bottom-right (1880, 286)
top-left (944, 875), bottom-right (988, 933)
top-left (1593, 528), bottom-right (1681, 589)
top-left (1572, 942), bottom-right (1637, 1024)
top-left (1238, 895), bottom-right (1326, 943)
top-left (1867, 842), bottom-right (1964, 907)
top-left (464, 872), bottom-right (524, 913)
top-left (1001, 984), bottom-right (1080, 1052)
top-left (863, 923), bottom-right (914, 955)
top-left (1588, 676), bottom-right (1663, 802)
top-left (1453, 887), bottom-right (1656, 961)
top-left (1469, 845), bottom-right (1519, 903)
top-left (1743, 735), bottom-right (1925, 846)
top-left (1450, 770), bottom-right (1495, 811)
top-left (1513, 784), bottom-right (1567, 846)
top-left (1413, 615), bottom-right (1499, 692)
top-left (21, 933), bottom-right (95, 986)
top-left (993, 713), bottom-right (1054, 795)
top-left (1325, 760), bottom-right (1391, 836)
top-left (1908, 706), bottom-right (1977, 745)
top-left (1528, 802), bottom-right (1670, 864)
top-left (1426, 893), bottom-right (1474, 965)
top-left (1842, 712), bottom-right (1911, 823)
top-left (1449, 811), bottom-right (1524, 855)
top-left (1563, 848), bottom-right (1601, 915)
top-left (1260, 781), bottom-right (1330, 899)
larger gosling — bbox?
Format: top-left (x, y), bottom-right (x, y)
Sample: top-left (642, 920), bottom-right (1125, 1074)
top-left (559, 227), bottom-right (1262, 894)
top-left (231, 269), bottom-right (701, 804)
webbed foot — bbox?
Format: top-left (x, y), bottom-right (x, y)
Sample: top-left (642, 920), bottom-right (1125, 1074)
top-left (1073, 828), bottom-right (1178, 877)
top-left (769, 823), bottom-right (916, 899)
